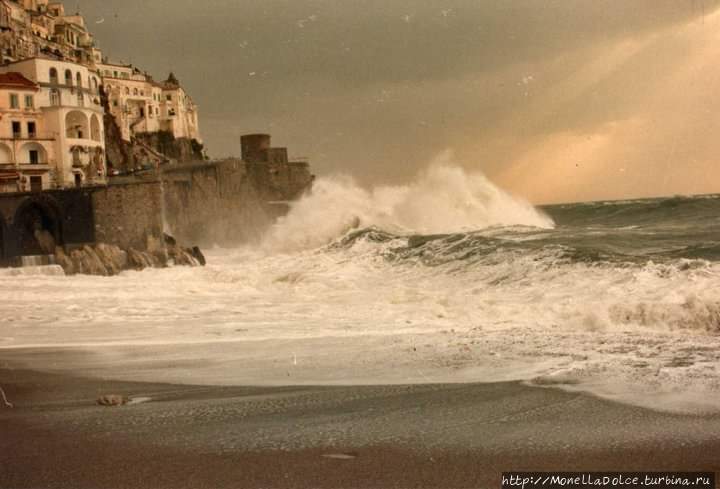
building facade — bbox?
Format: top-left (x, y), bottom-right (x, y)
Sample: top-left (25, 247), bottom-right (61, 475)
top-left (99, 65), bottom-right (201, 143)
top-left (0, 57), bottom-right (106, 190)
top-left (0, 0), bottom-right (202, 193)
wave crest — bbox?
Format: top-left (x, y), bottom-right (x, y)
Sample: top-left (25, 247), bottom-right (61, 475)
top-left (263, 154), bottom-right (553, 251)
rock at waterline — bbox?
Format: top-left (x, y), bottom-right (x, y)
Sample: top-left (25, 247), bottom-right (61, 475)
top-left (52, 238), bottom-right (205, 276)
top-left (191, 246), bottom-right (206, 266)
top-left (322, 453), bottom-right (359, 460)
top-left (96, 394), bottom-right (128, 407)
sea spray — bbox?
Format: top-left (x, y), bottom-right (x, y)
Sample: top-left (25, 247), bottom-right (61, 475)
top-left (263, 155), bottom-right (553, 251)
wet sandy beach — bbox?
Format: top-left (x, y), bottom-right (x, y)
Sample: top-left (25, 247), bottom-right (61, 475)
top-left (1, 361), bottom-right (719, 489)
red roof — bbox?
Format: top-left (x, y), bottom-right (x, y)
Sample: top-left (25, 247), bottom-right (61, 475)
top-left (0, 73), bottom-right (39, 91)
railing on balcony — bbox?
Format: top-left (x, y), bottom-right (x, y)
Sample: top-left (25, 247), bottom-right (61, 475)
top-left (0, 133), bottom-right (56, 141)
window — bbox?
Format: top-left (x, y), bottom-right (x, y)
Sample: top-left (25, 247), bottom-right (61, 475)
top-left (30, 175), bottom-right (42, 192)
top-left (29, 150), bottom-right (39, 165)
top-left (125, 87), bottom-right (130, 95)
top-left (76, 72), bottom-right (82, 88)
top-left (113, 71), bottom-right (118, 78)
top-left (74, 173), bottom-right (82, 188)
top-left (133, 88), bottom-right (138, 96)
top-left (27, 122), bottom-right (36, 138)
top-left (12, 121), bottom-right (21, 138)
top-left (50, 89), bottom-right (60, 106)
top-left (10, 93), bottom-right (19, 108)
top-left (77, 92), bottom-right (84, 107)
top-left (25, 94), bottom-right (34, 109)
top-left (166, 94), bottom-right (172, 101)
top-left (49, 67), bottom-right (58, 84)
top-left (65, 69), bottom-right (72, 86)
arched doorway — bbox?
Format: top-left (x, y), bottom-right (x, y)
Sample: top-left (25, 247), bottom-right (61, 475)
top-left (0, 143), bottom-right (13, 164)
top-left (65, 111), bottom-right (89, 139)
top-left (19, 142), bottom-right (47, 165)
top-left (13, 197), bottom-right (63, 255)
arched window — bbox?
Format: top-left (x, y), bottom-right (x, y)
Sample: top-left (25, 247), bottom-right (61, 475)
top-left (92, 78), bottom-right (98, 94)
top-left (49, 67), bottom-right (58, 84)
top-left (133, 88), bottom-right (138, 96)
top-left (77, 92), bottom-right (84, 107)
top-left (76, 72), bottom-right (82, 88)
top-left (124, 87), bottom-right (130, 95)
top-left (65, 69), bottom-right (72, 86)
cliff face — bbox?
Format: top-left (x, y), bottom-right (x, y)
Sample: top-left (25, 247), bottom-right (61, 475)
top-left (101, 89), bottom-right (205, 173)
top-left (135, 132), bottom-right (205, 164)
top-left (101, 88), bottom-right (136, 174)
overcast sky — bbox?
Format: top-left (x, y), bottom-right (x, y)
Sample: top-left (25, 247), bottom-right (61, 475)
top-left (77, 0), bottom-right (720, 203)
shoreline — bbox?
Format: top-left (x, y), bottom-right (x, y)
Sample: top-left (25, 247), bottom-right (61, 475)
top-left (2, 365), bottom-right (719, 489)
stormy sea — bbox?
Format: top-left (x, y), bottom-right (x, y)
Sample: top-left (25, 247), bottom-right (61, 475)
top-left (2, 164), bottom-right (719, 415)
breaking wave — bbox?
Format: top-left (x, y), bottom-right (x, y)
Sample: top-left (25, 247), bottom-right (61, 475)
top-left (263, 155), bottom-right (553, 251)
top-left (2, 158), bottom-right (719, 414)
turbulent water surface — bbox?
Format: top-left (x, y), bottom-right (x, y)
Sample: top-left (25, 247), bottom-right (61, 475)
top-left (2, 164), bottom-right (720, 414)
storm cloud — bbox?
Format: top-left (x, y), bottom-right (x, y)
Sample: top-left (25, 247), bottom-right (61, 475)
top-left (78, 0), bottom-right (720, 203)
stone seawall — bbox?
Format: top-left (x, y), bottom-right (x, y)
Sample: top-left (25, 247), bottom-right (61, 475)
top-left (0, 157), bottom-right (313, 270)
top-left (162, 160), bottom-right (271, 245)
top-left (91, 180), bottom-right (164, 251)
top-left (161, 158), bottom-right (313, 246)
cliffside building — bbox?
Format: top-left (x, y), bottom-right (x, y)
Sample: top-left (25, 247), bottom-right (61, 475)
top-left (0, 57), bottom-right (105, 191)
top-left (98, 65), bottom-right (201, 143)
top-left (0, 0), bottom-right (202, 191)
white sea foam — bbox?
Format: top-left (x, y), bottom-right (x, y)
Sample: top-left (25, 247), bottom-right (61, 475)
top-left (264, 153), bottom-right (553, 251)
top-left (1, 163), bottom-right (719, 414)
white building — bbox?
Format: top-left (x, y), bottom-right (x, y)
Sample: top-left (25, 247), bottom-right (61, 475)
top-left (0, 57), bottom-right (106, 190)
top-left (98, 64), bottom-right (201, 143)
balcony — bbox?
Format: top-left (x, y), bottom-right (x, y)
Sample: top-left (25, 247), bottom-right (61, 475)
top-left (66, 137), bottom-right (103, 147)
top-left (0, 133), bottom-right (56, 141)
top-left (18, 163), bottom-right (52, 171)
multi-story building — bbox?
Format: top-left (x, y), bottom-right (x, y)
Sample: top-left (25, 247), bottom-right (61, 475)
top-left (0, 0), bottom-right (98, 67)
top-left (99, 64), bottom-right (201, 143)
top-left (0, 71), bottom-right (51, 193)
top-left (0, 0), bottom-right (202, 193)
top-left (0, 57), bottom-right (106, 190)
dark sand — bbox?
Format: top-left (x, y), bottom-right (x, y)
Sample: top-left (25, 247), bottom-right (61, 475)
top-left (1, 365), bottom-right (719, 489)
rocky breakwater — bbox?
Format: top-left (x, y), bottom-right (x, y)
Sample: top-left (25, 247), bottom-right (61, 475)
top-left (54, 234), bottom-right (206, 276)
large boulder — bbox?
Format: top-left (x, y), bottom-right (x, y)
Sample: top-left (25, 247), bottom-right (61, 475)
top-left (81, 245), bottom-right (110, 276)
top-left (54, 247), bottom-right (75, 275)
top-left (146, 234), bottom-right (165, 257)
top-left (94, 243), bottom-right (128, 275)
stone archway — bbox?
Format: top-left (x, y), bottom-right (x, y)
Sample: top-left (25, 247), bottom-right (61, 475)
top-left (0, 142), bottom-right (13, 164)
top-left (13, 196), bottom-right (63, 255)
top-left (65, 110), bottom-right (90, 139)
top-left (19, 142), bottom-right (47, 165)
